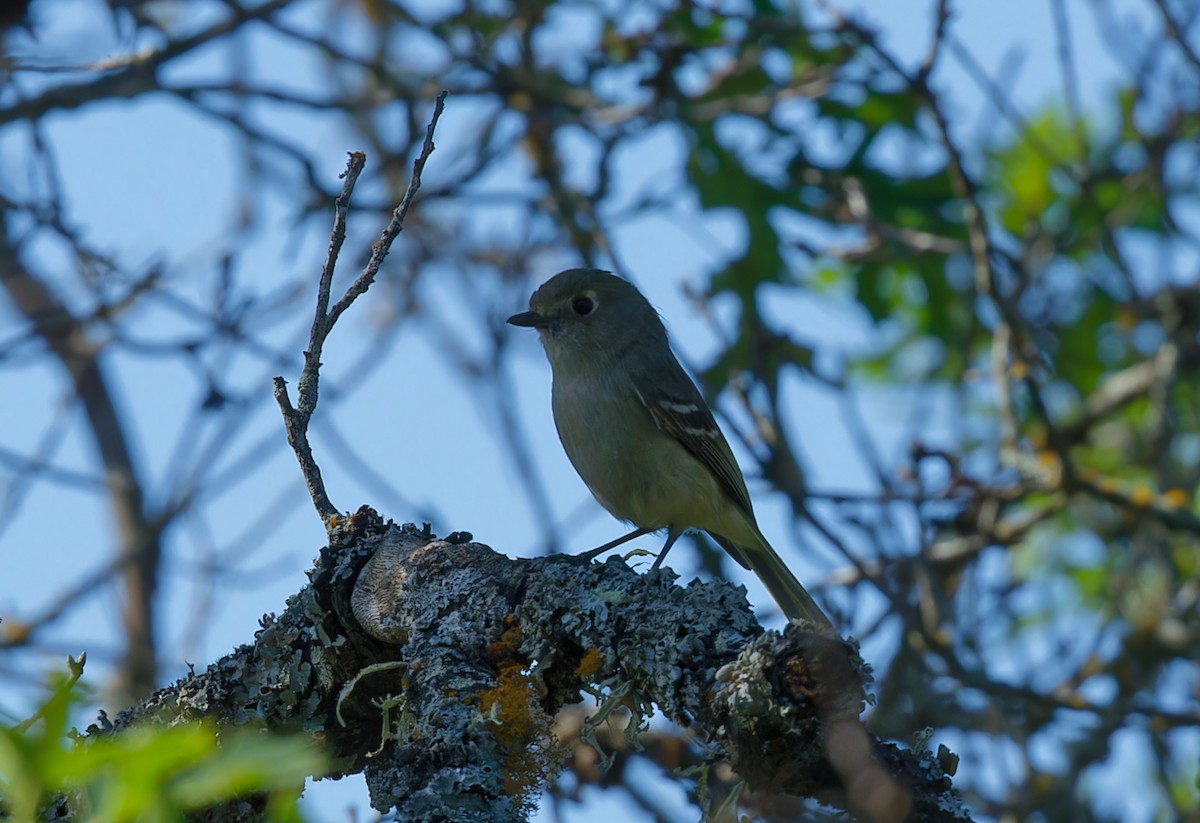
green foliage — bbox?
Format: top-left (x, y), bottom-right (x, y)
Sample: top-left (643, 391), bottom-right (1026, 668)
top-left (0, 661), bottom-right (324, 822)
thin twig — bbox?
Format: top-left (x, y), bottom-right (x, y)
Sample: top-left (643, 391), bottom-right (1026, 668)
top-left (274, 92), bottom-right (449, 525)
top-left (1151, 0), bottom-right (1200, 72)
top-left (916, 0), bottom-right (953, 84)
top-left (298, 151), bottom-right (367, 417)
top-left (1050, 0), bottom-right (1088, 161)
top-left (273, 375), bottom-right (338, 520)
top-left (327, 90), bottom-right (448, 327)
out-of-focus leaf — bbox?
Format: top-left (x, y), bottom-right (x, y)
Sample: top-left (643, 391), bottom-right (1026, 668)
top-left (989, 111), bottom-right (1081, 235)
top-left (3, 674), bottom-right (324, 823)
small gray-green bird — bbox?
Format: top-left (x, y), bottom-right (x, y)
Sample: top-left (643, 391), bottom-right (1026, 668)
top-left (508, 268), bottom-right (831, 627)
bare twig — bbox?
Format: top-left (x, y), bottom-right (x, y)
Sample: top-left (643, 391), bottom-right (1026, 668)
top-left (916, 0), bottom-right (953, 84)
top-left (0, 0), bottom-right (294, 125)
top-left (1070, 345), bottom-right (1179, 438)
top-left (272, 152), bottom-right (364, 522)
top-left (301, 151), bottom-right (368, 418)
top-left (1050, 0), bottom-right (1088, 160)
top-left (274, 92), bottom-right (449, 525)
top-left (1151, 0), bottom-right (1200, 72)
top-left (327, 91), bottom-right (448, 327)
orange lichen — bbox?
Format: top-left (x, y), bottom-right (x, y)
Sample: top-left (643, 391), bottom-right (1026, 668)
top-left (471, 615), bottom-right (553, 813)
top-left (1159, 488), bottom-right (1189, 509)
top-left (575, 648), bottom-right (604, 681)
top-left (1127, 484), bottom-right (1155, 507)
top-left (485, 616), bottom-right (524, 665)
top-left (478, 664), bottom-right (538, 748)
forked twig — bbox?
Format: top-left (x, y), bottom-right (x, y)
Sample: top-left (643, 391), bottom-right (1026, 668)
top-left (274, 91), bottom-right (449, 524)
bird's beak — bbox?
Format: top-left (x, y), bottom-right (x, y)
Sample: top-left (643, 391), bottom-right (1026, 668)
top-left (507, 310), bottom-right (547, 328)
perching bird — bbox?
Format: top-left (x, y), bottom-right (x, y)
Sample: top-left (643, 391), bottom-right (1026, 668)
top-left (508, 268), bottom-right (831, 627)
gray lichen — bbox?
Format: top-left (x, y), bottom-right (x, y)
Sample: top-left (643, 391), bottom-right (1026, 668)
top-left (74, 512), bottom-right (971, 823)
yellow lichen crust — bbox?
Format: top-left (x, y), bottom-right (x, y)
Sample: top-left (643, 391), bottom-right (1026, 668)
top-left (473, 617), bottom-right (555, 814)
top-left (574, 647), bottom-right (604, 681)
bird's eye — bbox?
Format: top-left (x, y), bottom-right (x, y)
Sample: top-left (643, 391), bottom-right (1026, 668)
top-left (572, 295), bottom-right (595, 316)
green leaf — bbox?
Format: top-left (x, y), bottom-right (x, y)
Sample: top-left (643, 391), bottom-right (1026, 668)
top-left (3, 675), bottom-right (325, 823)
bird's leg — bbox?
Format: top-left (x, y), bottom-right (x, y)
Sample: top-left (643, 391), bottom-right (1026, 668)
top-left (575, 526), bottom-right (654, 561)
top-left (649, 528), bottom-right (684, 570)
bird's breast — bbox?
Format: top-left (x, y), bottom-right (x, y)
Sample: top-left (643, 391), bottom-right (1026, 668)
top-left (550, 371), bottom-right (721, 531)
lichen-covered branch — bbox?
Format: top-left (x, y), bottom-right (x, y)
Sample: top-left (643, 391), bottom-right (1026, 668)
top-left (91, 510), bottom-right (968, 823)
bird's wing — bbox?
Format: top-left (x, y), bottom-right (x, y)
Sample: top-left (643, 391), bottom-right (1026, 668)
top-left (631, 375), bottom-right (755, 520)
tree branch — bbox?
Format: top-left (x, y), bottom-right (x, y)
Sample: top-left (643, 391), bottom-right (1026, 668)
top-left (92, 513), bottom-right (970, 823)
top-left (274, 92), bottom-right (448, 524)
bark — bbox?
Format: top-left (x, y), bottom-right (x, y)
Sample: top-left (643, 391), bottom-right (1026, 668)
top-left (78, 509), bottom-right (970, 823)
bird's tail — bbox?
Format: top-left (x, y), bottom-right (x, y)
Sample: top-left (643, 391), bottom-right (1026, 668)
top-left (712, 531), bottom-right (832, 629)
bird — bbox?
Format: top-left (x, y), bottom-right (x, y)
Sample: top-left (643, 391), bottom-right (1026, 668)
top-left (507, 268), bottom-right (831, 627)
